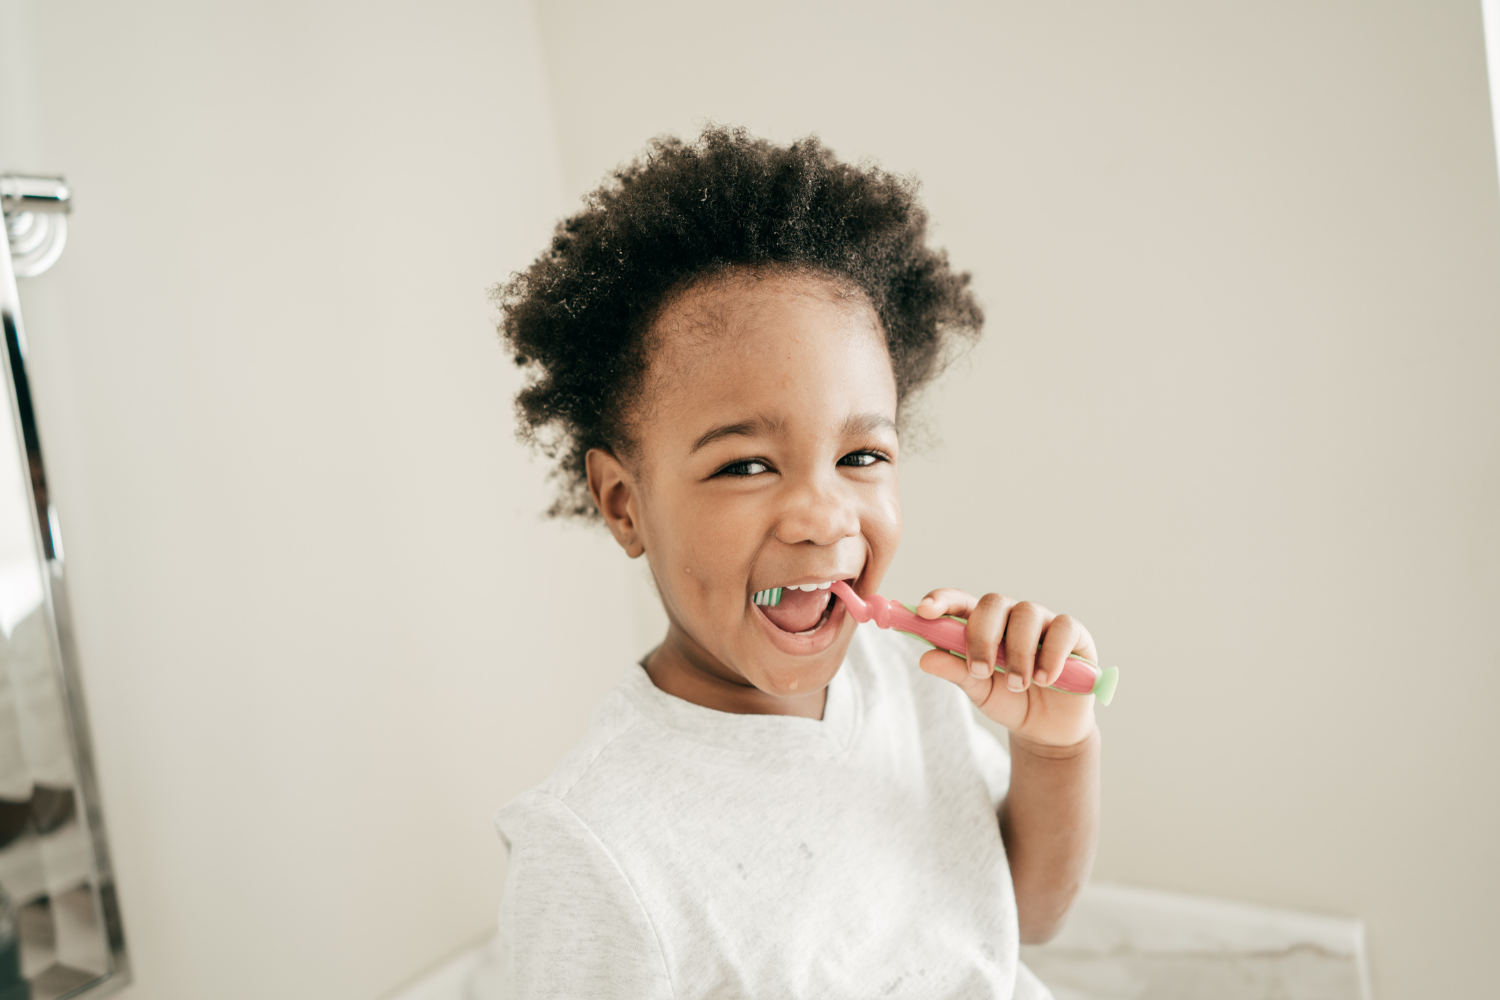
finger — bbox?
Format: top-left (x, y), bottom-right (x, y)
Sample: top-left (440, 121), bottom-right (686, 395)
top-left (1001, 601), bottom-right (1053, 693)
top-left (964, 592), bottom-right (1014, 680)
top-left (1035, 614), bottom-right (1086, 687)
top-left (918, 647), bottom-right (994, 705)
top-left (915, 588), bottom-right (977, 620)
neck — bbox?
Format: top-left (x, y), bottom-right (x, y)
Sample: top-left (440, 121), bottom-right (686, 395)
top-left (643, 623), bottom-right (827, 719)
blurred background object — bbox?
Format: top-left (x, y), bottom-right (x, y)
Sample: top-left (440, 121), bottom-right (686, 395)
top-left (0, 2), bottom-right (1497, 999)
top-left (1, 168), bottom-right (126, 999)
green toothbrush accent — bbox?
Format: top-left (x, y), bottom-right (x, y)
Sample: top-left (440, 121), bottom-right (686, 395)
top-left (1091, 666), bottom-right (1119, 706)
top-left (751, 588), bottom-right (784, 607)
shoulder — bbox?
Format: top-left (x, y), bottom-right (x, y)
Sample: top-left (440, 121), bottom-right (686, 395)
top-left (492, 678), bottom-right (677, 998)
top-left (494, 789), bottom-right (673, 998)
top-left (495, 667), bottom-right (678, 846)
top-left (544, 677), bottom-right (649, 796)
top-left (517, 669), bottom-right (656, 802)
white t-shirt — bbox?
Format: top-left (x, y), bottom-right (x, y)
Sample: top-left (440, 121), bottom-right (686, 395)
top-left (492, 623), bottom-right (1053, 999)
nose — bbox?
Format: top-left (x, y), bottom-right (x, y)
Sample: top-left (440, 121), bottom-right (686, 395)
top-left (773, 474), bottom-right (860, 547)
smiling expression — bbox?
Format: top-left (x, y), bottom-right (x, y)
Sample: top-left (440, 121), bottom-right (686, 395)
top-left (587, 268), bottom-right (903, 717)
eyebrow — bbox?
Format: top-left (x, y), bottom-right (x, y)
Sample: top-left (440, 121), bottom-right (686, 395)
top-left (688, 412), bottom-right (896, 454)
top-left (841, 412), bottom-right (898, 437)
top-left (690, 416), bottom-right (781, 454)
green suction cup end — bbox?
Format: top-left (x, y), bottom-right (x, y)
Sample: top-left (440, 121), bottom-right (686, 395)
top-left (1092, 665), bottom-right (1119, 707)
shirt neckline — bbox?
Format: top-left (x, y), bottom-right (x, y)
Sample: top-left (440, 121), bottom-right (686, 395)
top-left (619, 645), bottom-right (861, 760)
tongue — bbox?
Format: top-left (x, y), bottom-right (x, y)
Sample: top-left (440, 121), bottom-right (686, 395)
top-left (760, 589), bottom-right (831, 633)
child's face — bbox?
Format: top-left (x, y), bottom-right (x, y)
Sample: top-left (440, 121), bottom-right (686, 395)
top-left (594, 270), bottom-right (901, 705)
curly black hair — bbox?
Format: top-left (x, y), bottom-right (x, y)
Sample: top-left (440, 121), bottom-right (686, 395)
top-left (495, 124), bottom-right (983, 519)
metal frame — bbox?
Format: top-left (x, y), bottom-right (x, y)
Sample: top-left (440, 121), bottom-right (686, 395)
top-left (1, 176), bottom-right (129, 999)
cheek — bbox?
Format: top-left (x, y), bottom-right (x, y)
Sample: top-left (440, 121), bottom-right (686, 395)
top-left (864, 483), bottom-right (903, 563)
top-left (684, 516), bottom-right (760, 600)
top-left (638, 485), bottom-right (756, 612)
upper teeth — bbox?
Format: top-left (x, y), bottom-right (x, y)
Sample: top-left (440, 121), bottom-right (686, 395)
top-left (750, 582), bottom-right (838, 607)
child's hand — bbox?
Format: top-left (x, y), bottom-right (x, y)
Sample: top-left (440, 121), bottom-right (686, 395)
top-left (914, 589), bottom-right (1098, 750)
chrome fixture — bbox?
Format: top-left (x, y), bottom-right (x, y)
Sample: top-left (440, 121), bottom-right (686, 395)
top-left (1, 177), bottom-right (70, 279)
top-left (0, 176), bottom-right (130, 998)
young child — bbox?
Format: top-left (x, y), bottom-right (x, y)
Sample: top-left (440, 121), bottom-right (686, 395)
top-left (491, 126), bottom-right (1100, 999)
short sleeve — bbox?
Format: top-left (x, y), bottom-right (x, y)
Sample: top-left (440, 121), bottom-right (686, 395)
top-left (494, 792), bottom-right (673, 1000)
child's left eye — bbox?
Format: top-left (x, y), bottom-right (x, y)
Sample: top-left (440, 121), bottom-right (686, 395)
top-left (716, 458), bottom-right (772, 477)
top-left (838, 450), bottom-right (888, 468)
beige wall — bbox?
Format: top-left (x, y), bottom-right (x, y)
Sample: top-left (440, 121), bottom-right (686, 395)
top-left (2, 1), bottom-right (650, 997)
top-left (2, 1), bottom-right (1498, 999)
top-left (533, 2), bottom-right (1500, 998)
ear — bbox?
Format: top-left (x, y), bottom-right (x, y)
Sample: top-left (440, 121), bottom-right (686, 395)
top-left (586, 448), bottom-right (645, 558)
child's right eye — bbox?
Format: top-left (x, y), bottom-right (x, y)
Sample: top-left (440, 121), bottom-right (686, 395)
top-left (715, 458), bottom-right (772, 477)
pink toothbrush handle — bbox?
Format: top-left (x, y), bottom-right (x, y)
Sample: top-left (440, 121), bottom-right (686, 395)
top-left (830, 581), bottom-right (1100, 695)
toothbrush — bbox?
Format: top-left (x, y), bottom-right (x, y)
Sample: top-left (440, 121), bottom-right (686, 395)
top-left (752, 582), bottom-right (1118, 706)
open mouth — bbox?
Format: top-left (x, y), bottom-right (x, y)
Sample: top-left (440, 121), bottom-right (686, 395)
top-left (752, 581), bottom-right (843, 636)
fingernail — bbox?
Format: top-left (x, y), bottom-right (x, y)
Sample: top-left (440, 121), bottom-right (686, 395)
top-left (1007, 673), bottom-right (1024, 692)
top-left (970, 661), bottom-right (989, 678)
top-left (919, 597), bottom-right (934, 606)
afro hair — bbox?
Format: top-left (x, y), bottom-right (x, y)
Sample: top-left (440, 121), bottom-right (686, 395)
top-left (495, 124), bottom-right (983, 519)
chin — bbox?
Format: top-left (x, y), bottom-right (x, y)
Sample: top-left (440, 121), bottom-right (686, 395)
top-left (750, 622), bottom-right (856, 697)
top-left (754, 663), bottom-right (839, 697)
